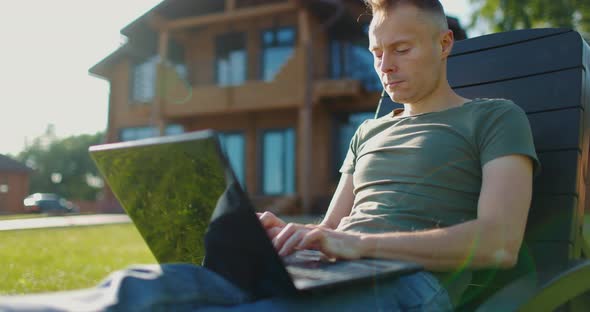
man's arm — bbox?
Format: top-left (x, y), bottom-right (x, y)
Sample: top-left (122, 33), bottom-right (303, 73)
top-left (319, 173), bottom-right (355, 229)
top-left (292, 154), bottom-right (533, 271)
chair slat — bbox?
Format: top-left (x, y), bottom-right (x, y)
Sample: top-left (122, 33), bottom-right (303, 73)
top-left (528, 108), bottom-right (582, 152)
top-left (449, 28), bottom-right (571, 56)
top-left (455, 68), bottom-right (584, 113)
top-left (534, 151), bottom-right (580, 195)
top-left (527, 241), bottom-right (574, 270)
top-left (525, 195), bottom-right (577, 242)
top-left (448, 32), bottom-right (584, 88)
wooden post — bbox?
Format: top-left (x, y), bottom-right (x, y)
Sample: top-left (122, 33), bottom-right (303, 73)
top-left (298, 9), bottom-right (313, 215)
top-left (246, 113), bottom-right (258, 194)
top-left (155, 31), bottom-right (169, 136)
top-left (107, 81), bottom-right (116, 143)
top-left (226, 0), bottom-right (236, 11)
top-left (158, 31), bottom-right (169, 61)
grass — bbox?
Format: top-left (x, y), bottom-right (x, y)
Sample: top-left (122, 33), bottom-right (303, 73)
top-left (0, 223), bottom-right (156, 295)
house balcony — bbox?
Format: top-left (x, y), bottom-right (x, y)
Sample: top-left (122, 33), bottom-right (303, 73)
top-left (312, 79), bottom-right (362, 101)
top-left (159, 46), bottom-right (306, 118)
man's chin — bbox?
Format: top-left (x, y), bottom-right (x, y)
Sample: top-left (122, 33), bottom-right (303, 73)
top-left (389, 92), bottom-right (409, 104)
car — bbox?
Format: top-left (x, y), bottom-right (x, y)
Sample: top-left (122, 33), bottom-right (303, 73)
top-left (23, 193), bottom-right (79, 215)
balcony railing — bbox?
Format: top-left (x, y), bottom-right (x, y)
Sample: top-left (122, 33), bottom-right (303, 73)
top-left (313, 79), bottom-right (362, 100)
top-left (159, 46), bottom-right (306, 117)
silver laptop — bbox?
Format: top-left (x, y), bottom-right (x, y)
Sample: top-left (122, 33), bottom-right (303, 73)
top-left (89, 129), bottom-right (422, 298)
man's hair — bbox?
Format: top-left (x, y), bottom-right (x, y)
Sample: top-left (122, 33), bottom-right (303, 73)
top-left (364, 0), bottom-right (448, 30)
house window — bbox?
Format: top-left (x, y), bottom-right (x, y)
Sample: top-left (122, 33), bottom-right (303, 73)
top-left (0, 184), bottom-right (8, 193)
top-left (216, 33), bottom-right (247, 86)
top-left (168, 39), bottom-right (188, 81)
top-left (261, 27), bottom-right (295, 81)
top-left (330, 24), bottom-right (381, 92)
top-left (120, 126), bottom-right (157, 142)
top-left (164, 124), bottom-right (184, 136)
top-left (119, 124), bottom-right (184, 141)
top-left (219, 132), bottom-right (246, 188)
top-left (129, 37), bottom-right (187, 103)
top-left (131, 55), bottom-right (159, 103)
top-left (261, 128), bottom-right (295, 195)
top-left (333, 112), bottom-right (374, 178)
top-left (174, 64), bottom-right (188, 81)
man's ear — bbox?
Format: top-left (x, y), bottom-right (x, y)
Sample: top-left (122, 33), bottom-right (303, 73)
top-left (440, 29), bottom-right (454, 59)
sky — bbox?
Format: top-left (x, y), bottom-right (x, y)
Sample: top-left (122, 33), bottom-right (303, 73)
top-left (0, 0), bottom-right (479, 156)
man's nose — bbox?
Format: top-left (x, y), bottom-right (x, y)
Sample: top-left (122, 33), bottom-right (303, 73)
top-left (379, 53), bottom-right (398, 74)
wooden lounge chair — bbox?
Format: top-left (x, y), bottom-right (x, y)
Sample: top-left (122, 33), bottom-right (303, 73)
top-left (375, 28), bottom-right (590, 312)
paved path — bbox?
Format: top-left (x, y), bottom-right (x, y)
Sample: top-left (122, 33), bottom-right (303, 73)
top-left (0, 214), bottom-right (131, 231)
top-left (0, 214), bottom-right (319, 231)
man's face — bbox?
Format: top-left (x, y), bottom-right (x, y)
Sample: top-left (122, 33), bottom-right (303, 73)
top-left (369, 5), bottom-right (451, 104)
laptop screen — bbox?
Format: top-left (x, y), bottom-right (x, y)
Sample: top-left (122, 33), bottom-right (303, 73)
top-left (90, 131), bottom-right (228, 265)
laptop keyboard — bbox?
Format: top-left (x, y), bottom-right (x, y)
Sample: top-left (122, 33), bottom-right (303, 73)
top-left (283, 250), bottom-right (414, 283)
top-left (286, 266), bottom-right (346, 281)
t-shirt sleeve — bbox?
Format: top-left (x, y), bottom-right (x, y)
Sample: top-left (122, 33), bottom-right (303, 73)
top-left (477, 100), bottom-right (541, 176)
top-left (339, 120), bottom-right (368, 174)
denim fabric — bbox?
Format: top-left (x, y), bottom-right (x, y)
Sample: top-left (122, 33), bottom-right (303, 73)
top-left (0, 264), bottom-right (453, 312)
top-left (199, 268), bottom-right (454, 312)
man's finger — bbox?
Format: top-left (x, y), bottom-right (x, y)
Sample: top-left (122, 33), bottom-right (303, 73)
top-left (298, 229), bottom-right (344, 259)
top-left (272, 223), bottom-right (301, 251)
top-left (266, 227), bottom-right (282, 240)
top-left (278, 230), bottom-right (305, 256)
top-left (258, 211), bottom-right (286, 229)
top-left (297, 228), bottom-right (325, 251)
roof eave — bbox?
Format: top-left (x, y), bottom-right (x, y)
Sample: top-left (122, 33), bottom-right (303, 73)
top-left (121, 0), bottom-right (169, 36)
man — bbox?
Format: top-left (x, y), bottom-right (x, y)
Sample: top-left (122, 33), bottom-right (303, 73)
top-left (0, 1), bottom-right (538, 311)
top-left (259, 0), bottom-right (539, 309)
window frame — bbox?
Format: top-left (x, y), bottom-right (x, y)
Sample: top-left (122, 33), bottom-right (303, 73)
top-left (215, 32), bottom-right (248, 87)
top-left (259, 26), bottom-right (296, 81)
top-left (259, 127), bottom-right (296, 196)
top-left (328, 23), bottom-right (382, 92)
top-left (129, 55), bottom-right (160, 104)
top-left (119, 124), bottom-right (185, 142)
top-left (218, 131), bottom-right (247, 189)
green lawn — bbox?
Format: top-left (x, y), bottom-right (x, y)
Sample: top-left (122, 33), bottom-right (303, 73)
top-left (0, 224), bottom-right (156, 295)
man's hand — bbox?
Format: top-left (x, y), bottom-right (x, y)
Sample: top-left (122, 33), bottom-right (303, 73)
top-left (273, 224), bottom-right (364, 260)
top-left (257, 211), bottom-right (287, 240)
top-left (257, 211), bottom-right (363, 260)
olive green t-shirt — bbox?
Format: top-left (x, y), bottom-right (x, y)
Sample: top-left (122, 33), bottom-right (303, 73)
top-left (337, 98), bottom-right (540, 305)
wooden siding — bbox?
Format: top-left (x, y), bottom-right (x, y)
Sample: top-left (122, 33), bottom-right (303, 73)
top-left (0, 173), bottom-right (29, 214)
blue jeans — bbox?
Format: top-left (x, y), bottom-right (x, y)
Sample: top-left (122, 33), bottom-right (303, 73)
top-left (0, 264), bottom-right (453, 311)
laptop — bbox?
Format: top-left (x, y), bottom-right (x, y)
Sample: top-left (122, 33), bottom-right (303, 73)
top-left (89, 129), bottom-right (422, 299)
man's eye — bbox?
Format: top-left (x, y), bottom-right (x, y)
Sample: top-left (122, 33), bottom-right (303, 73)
top-left (396, 48), bottom-right (410, 53)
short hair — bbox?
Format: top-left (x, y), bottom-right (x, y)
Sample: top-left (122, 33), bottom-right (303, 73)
top-left (364, 0), bottom-right (448, 30)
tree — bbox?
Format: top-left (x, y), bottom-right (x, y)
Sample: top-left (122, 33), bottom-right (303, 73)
top-left (16, 127), bottom-right (105, 201)
top-left (470, 0), bottom-right (590, 39)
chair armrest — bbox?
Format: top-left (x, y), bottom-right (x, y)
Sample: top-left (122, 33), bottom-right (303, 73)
top-left (476, 260), bottom-right (590, 312)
